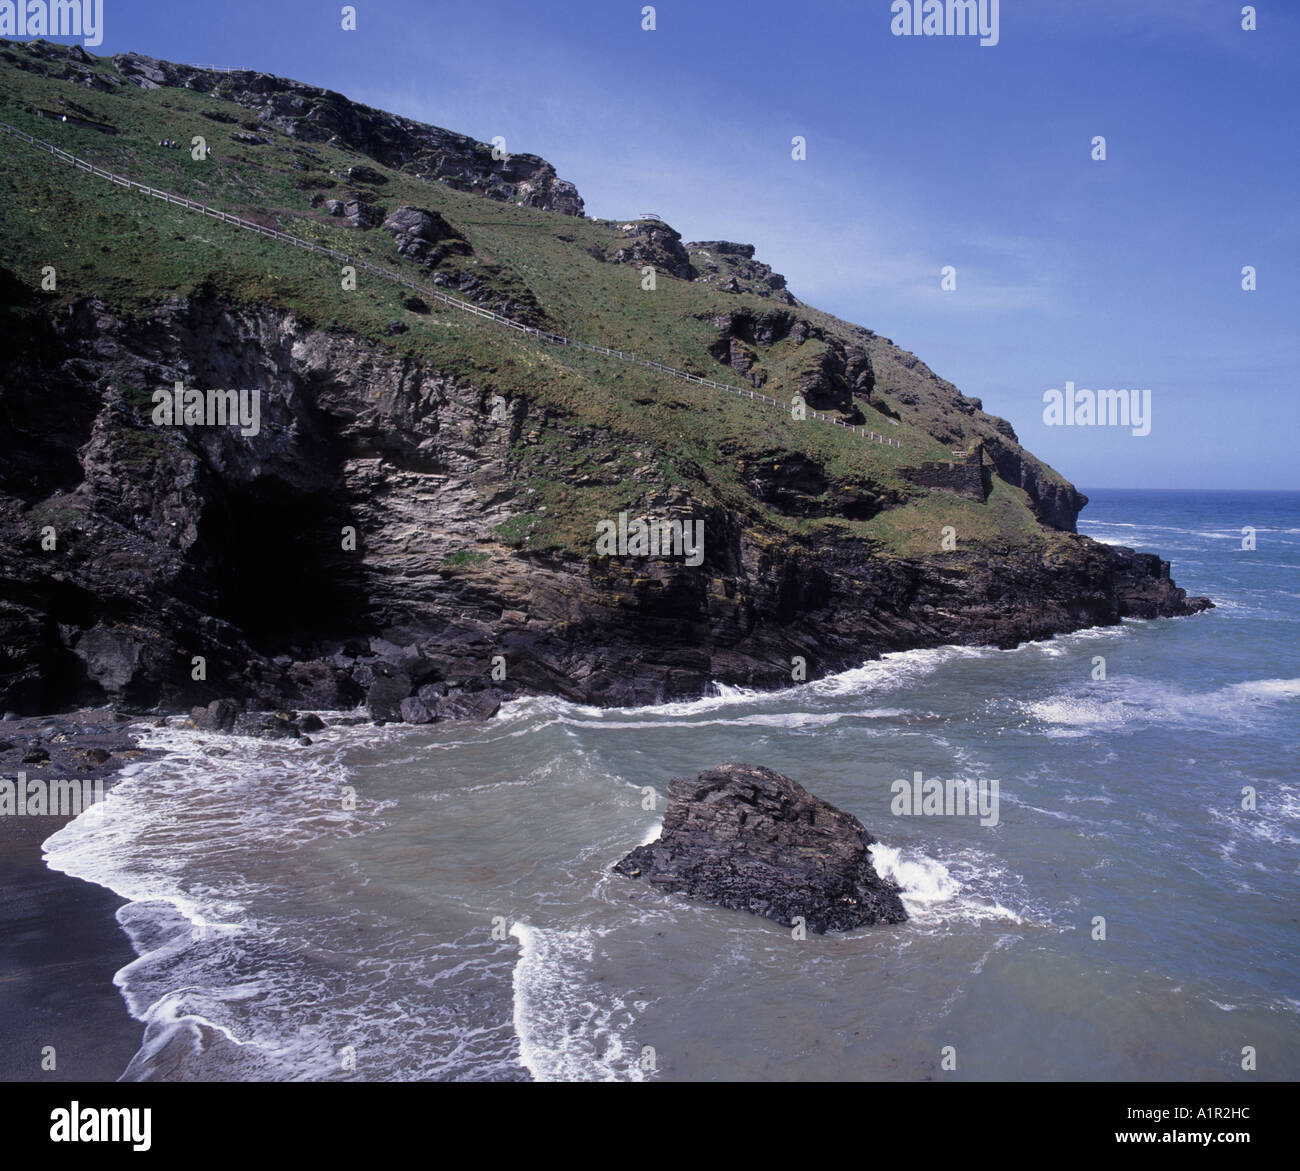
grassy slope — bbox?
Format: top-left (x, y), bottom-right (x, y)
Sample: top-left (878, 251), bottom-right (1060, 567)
top-left (0, 41), bottom-right (1055, 563)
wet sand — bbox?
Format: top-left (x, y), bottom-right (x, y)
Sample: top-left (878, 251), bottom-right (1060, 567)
top-left (0, 711), bottom-right (160, 1082)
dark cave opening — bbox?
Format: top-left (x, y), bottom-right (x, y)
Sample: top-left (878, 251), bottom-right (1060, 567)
top-left (190, 478), bottom-right (368, 652)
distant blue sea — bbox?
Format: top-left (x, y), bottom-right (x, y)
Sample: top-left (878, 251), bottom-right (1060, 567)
top-left (44, 489), bottom-right (1300, 1080)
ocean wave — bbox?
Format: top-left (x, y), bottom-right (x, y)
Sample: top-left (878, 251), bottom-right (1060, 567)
top-left (1223, 678), bottom-right (1300, 701)
top-left (869, 843), bottom-right (1029, 927)
top-left (501, 644), bottom-right (1001, 728)
top-left (499, 634), bottom-right (1139, 736)
top-left (42, 719), bottom-right (525, 1081)
top-left (1210, 783), bottom-right (1300, 858)
top-left (1020, 675), bottom-right (1300, 737)
top-left (1081, 519), bottom-right (1289, 540)
top-left (509, 922), bottom-right (648, 1082)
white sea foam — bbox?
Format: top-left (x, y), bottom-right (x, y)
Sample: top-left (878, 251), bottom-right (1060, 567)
top-left (40, 718), bottom-right (526, 1081)
top-left (509, 922), bottom-right (647, 1082)
top-left (869, 843), bottom-right (1027, 926)
top-left (870, 843), bottom-right (960, 907)
top-left (1022, 676), bottom-right (1300, 737)
top-left (1210, 783), bottom-right (1300, 857)
top-left (502, 643), bottom-right (1002, 729)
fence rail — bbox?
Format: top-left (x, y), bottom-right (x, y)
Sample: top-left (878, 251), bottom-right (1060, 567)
top-left (0, 118), bottom-right (902, 448)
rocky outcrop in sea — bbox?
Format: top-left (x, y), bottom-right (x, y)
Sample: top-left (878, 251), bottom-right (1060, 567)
top-left (614, 763), bottom-right (908, 933)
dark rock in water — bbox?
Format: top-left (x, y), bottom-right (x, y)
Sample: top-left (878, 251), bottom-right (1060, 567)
top-left (368, 638), bottom-right (439, 683)
top-left (191, 698), bottom-right (240, 732)
top-left (298, 713), bottom-right (326, 733)
top-left (232, 711), bottom-right (300, 739)
top-left (433, 690), bottom-right (501, 722)
top-left (365, 668), bottom-right (411, 722)
top-left (614, 763), bottom-right (907, 933)
top-left (399, 696), bottom-right (434, 724)
top-left (416, 682), bottom-right (448, 704)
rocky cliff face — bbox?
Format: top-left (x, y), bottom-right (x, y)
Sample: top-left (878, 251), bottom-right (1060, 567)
top-left (0, 41), bottom-right (1211, 719)
top-left (3, 42), bottom-right (584, 215)
top-left (702, 308), bottom-right (875, 415)
top-left (0, 290), bottom-right (1209, 716)
top-left (687, 240), bottom-right (794, 304)
top-left (861, 337), bottom-right (1090, 532)
top-left (606, 220), bottom-right (696, 280)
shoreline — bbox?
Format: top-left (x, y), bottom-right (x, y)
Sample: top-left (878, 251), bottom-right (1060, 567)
top-left (0, 611), bottom-right (1217, 1084)
top-left (0, 710), bottom-right (159, 1082)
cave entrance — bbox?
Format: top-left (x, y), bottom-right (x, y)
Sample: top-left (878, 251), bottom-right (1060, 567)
top-left (190, 477), bottom-right (366, 652)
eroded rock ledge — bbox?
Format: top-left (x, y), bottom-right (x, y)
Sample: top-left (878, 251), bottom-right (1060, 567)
top-left (614, 763), bottom-right (908, 933)
top-left (0, 293), bottom-right (1212, 718)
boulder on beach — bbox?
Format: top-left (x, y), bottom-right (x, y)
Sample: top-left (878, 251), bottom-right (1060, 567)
top-left (614, 763), bottom-right (907, 933)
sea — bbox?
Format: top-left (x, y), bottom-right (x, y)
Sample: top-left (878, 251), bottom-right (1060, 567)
top-left (42, 489), bottom-right (1300, 1081)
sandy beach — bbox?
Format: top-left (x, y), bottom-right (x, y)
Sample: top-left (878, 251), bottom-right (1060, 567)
top-left (0, 710), bottom-right (158, 1082)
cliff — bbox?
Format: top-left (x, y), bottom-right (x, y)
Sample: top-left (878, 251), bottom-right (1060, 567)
top-left (0, 41), bottom-right (1210, 716)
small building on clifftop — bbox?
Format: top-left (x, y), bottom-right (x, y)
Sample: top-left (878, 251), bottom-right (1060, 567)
top-left (897, 443), bottom-right (989, 502)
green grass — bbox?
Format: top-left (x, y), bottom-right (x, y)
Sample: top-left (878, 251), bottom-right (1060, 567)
top-left (440, 549), bottom-right (491, 568)
top-left (0, 40), bottom-right (1066, 563)
top-left (862, 473), bottom-right (1045, 558)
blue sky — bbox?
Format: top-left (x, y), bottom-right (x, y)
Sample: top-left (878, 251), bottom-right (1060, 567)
top-left (37, 0), bottom-right (1300, 489)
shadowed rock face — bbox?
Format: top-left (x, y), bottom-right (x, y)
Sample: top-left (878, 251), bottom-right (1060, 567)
top-left (606, 221), bottom-right (696, 280)
top-left (614, 763), bottom-right (908, 933)
top-left (0, 42), bottom-right (1212, 718)
top-left (382, 206), bottom-right (470, 267)
top-left (0, 292), bottom-right (1210, 716)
